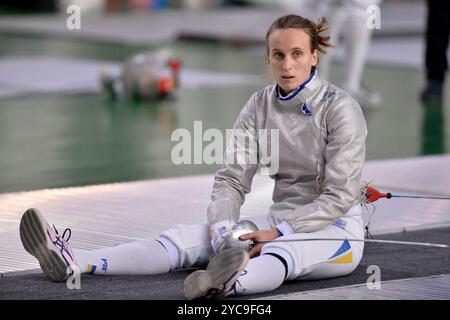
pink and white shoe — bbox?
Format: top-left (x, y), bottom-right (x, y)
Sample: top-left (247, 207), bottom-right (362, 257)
top-left (20, 208), bottom-right (78, 282)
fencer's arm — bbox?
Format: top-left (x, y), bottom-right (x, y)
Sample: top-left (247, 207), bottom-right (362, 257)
top-left (207, 94), bottom-right (259, 227)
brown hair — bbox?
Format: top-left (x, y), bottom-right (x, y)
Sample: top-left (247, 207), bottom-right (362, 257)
top-left (265, 14), bottom-right (333, 56)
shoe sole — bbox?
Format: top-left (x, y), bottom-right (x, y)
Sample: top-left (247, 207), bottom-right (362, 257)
top-left (19, 208), bottom-right (68, 282)
top-left (184, 248), bottom-right (249, 300)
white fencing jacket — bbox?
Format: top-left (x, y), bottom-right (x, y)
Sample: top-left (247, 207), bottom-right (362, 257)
top-left (207, 70), bottom-right (367, 234)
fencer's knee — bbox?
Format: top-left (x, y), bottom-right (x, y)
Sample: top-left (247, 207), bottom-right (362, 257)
top-left (159, 223), bottom-right (213, 269)
top-left (261, 243), bottom-right (296, 280)
top-left (157, 237), bottom-right (180, 270)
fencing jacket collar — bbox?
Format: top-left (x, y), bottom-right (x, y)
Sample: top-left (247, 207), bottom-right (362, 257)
top-left (275, 68), bottom-right (320, 115)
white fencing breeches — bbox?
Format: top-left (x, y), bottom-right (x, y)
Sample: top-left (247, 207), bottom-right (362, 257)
top-left (160, 205), bottom-right (365, 280)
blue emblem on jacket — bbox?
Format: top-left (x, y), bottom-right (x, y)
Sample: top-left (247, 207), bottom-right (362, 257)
top-left (301, 103), bottom-right (312, 115)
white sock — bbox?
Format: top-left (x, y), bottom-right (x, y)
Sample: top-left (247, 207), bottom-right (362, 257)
top-left (72, 239), bottom-right (171, 275)
top-left (229, 254), bottom-right (286, 296)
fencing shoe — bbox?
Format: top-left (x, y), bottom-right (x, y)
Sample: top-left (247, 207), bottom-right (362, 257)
top-left (349, 86), bottom-right (382, 109)
top-left (20, 208), bottom-right (78, 282)
top-left (421, 80), bottom-right (443, 105)
top-left (184, 248), bottom-right (249, 300)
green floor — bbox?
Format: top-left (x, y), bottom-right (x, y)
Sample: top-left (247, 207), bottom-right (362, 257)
top-left (1, 33), bottom-right (449, 193)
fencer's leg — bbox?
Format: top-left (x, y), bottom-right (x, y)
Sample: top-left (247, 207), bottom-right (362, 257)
top-left (228, 251), bottom-right (292, 296)
top-left (74, 222), bottom-right (213, 275)
top-left (317, 5), bottom-right (346, 80)
top-left (341, 0), bottom-right (382, 90)
top-left (72, 239), bottom-right (172, 275)
top-left (229, 212), bottom-right (365, 297)
top-left (341, 19), bottom-right (373, 94)
top-left (20, 208), bottom-right (172, 279)
top-left (160, 222), bottom-right (214, 269)
top-left (219, 215), bottom-right (292, 296)
top-left (275, 216), bottom-right (364, 281)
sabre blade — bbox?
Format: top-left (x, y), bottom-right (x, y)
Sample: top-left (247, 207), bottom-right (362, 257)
top-left (255, 238), bottom-right (450, 248)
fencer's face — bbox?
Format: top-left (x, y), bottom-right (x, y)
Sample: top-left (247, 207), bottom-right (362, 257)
top-left (267, 28), bottom-right (318, 95)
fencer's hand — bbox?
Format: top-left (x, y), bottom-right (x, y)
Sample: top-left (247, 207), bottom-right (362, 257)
top-left (239, 229), bottom-right (278, 258)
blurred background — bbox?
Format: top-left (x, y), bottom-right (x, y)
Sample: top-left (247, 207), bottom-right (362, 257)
top-left (0, 0), bottom-right (449, 193)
